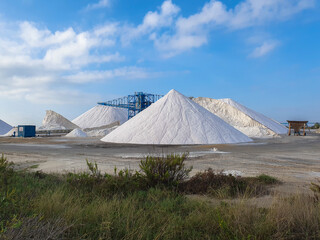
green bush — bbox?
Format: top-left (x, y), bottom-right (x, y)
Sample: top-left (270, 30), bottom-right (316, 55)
top-left (67, 161), bottom-right (144, 197)
top-left (257, 174), bottom-right (279, 184)
top-left (179, 169), bottom-right (277, 198)
top-left (0, 154), bottom-right (13, 172)
top-left (0, 154), bottom-right (14, 196)
top-left (68, 154), bottom-right (192, 196)
top-left (139, 153), bottom-right (192, 187)
top-left (0, 189), bottom-right (18, 233)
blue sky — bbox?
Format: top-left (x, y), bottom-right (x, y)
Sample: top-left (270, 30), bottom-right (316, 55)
top-left (0, 0), bottom-right (319, 126)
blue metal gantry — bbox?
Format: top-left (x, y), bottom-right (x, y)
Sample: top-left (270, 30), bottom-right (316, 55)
top-left (98, 92), bottom-right (163, 119)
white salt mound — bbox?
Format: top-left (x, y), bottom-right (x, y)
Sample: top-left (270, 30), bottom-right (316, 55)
top-left (72, 105), bottom-right (127, 129)
top-left (39, 110), bottom-right (79, 130)
top-left (193, 97), bottom-right (277, 138)
top-left (65, 128), bottom-right (87, 138)
top-left (0, 119), bottom-right (12, 135)
top-left (220, 98), bottom-right (287, 135)
top-left (3, 127), bottom-right (18, 137)
top-left (101, 89), bottom-right (252, 145)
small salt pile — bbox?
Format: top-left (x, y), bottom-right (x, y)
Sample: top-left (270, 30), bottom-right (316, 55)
top-left (65, 128), bottom-right (88, 138)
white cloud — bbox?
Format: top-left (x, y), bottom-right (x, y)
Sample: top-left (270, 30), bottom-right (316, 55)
top-left (94, 23), bottom-right (118, 37)
top-left (153, 34), bottom-right (207, 57)
top-left (64, 67), bottom-right (154, 84)
top-left (0, 82), bottom-right (100, 105)
top-left (86, 0), bottom-right (110, 11)
top-left (132, 0), bottom-right (315, 56)
top-left (250, 41), bottom-right (279, 58)
top-left (230, 0), bottom-right (315, 29)
top-left (0, 0), bottom-right (315, 105)
top-left (176, 1), bottom-right (230, 34)
top-left (121, 0), bottom-right (180, 44)
top-left (0, 20), bottom-right (133, 104)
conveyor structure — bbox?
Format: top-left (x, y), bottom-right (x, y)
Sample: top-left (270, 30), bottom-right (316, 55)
top-left (98, 92), bottom-right (163, 119)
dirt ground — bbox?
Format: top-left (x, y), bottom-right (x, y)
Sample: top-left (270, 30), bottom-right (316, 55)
top-left (0, 133), bottom-right (320, 194)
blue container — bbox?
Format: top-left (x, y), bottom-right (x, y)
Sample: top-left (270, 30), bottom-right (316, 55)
top-left (18, 125), bottom-right (36, 138)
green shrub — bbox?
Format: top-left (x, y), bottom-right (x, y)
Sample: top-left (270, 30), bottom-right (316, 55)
top-left (0, 189), bottom-right (18, 232)
top-left (0, 154), bottom-right (14, 192)
top-left (257, 174), bottom-right (279, 184)
top-left (68, 154), bottom-right (193, 196)
top-left (86, 159), bottom-right (101, 178)
top-left (179, 169), bottom-right (277, 198)
top-left (139, 153), bottom-right (192, 187)
top-left (0, 154), bottom-right (12, 172)
top-left (67, 161), bottom-right (144, 197)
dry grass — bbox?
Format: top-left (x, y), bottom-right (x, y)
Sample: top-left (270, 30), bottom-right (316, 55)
top-left (1, 155), bottom-right (320, 239)
top-left (2, 217), bottom-right (69, 240)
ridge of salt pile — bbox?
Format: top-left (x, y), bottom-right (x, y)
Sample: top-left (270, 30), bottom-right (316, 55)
top-left (65, 128), bottom-right (87, 138)
top-left (39, 110), bottom-right (79, 130)
top-left (0, 119), bottom-right (12, 135)
top-left (193, 97), bottom-right (277, 138)
top-left (72, 105), bottom-right (127, 129)
top-left (101, 89), bottom-right (252, 145)
top-left (220, 98), bottom-right (287, 135)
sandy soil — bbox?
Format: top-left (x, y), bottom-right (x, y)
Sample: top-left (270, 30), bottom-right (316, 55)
top-left (0, 133), bottom-right (319, 194)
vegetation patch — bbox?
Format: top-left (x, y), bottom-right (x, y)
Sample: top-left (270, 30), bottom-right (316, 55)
top-left (1, 154), bottom-right (319, 240)
top-left (179, 168), bottom-right (279, 198)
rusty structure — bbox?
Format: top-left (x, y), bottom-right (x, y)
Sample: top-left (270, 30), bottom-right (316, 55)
top-left (287, 120), bottom-right (308, 136)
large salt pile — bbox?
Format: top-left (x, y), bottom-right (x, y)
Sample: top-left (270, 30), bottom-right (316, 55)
top-left (72, 105), bottom-right (127, 129)
top-left (39, 110), bottom-right (79, 130)
top-left (220, 98), bottom-right (287, 135)
top-left (0, 119), bottom-right (12, 135)
top-left (65, 128), bottom-right (88, 138)
top-left (101, 90), bottom-right (252, 145)
top-left (193, 97), bottom-right (277, 138)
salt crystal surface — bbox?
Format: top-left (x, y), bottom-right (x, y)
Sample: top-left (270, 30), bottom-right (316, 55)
top-left (0, 119), bottom-right (12, 135)
top-left (39, 110), bottom-right (79, 130)
top-left (65, 128), bottom-right (88, 138)
top-left (193, 97), bottom-right (277, 138)
top-left (101, 89), bottom-right (252, 145)
top-left (72, 105), bottom-right (127, 129)
top-left (86, 126), bottom-right (118, 137)
top-left (220, 98), bottom-right (287, 135)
